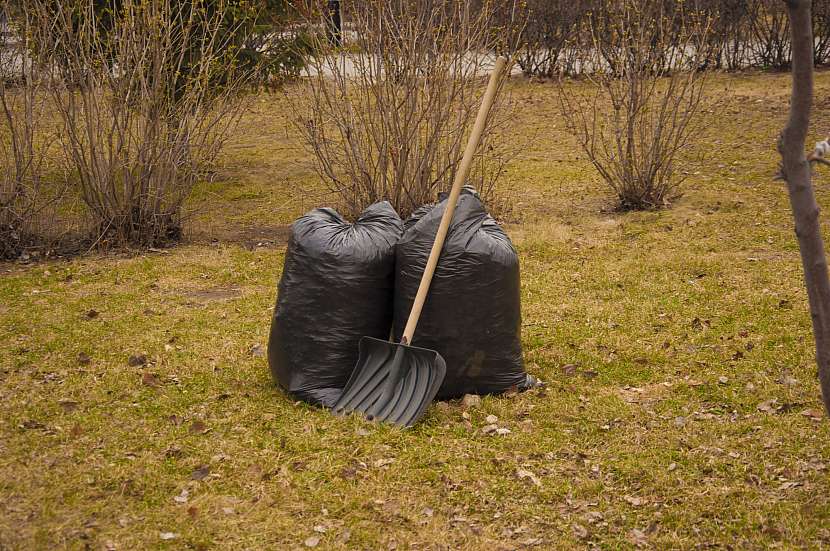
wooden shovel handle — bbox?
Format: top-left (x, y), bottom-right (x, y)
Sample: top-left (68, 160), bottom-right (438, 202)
top-left (401, 56), bottom-right (508, 344)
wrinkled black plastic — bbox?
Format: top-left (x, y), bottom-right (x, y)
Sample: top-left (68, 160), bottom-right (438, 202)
top-left (268, 201), bottom-right (402, 407)
top-left (394, 188), bottom-right (526, 398)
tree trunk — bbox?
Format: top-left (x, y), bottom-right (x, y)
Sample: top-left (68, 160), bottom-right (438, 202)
top-left (778, 0), bottom-right (830, 416)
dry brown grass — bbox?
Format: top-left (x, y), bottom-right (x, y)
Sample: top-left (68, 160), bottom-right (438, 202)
top-left (1, 71), bottom-right (830, 549)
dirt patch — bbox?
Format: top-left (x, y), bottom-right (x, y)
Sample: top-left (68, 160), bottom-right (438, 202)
top-left (186, 286), bottom-right (243, 302)
top-left (189, 223), bottom-right (292, 250)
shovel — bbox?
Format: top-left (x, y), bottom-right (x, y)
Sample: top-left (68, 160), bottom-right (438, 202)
top-left (332, 57), bottom-right (508, 427)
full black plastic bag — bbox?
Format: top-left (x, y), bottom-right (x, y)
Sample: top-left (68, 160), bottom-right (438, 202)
top-left (394, 188), bottom-right (527, 398)
top-left (268, 201), bottom-right (403, 407)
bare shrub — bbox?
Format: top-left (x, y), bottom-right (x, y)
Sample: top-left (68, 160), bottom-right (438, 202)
top-left (0, 3), bottom-right (63, 258)
top-left (558, 0), bottom-right (712, 210)
top-left (747, 0), bottom-right (791, 69)
top-left (291, 0), bottom-right (519, 220)
top-left (813, 0), bottom-right (830, 65)
top-left (513, 0), bottom-right (588, 78)
top-left (27, 0), bottom-right (252, 247)
top-left (693, 0), bottom-right (753, 70)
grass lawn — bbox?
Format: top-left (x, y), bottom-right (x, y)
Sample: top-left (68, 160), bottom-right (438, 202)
top-left (2, 71), bottom-right (830, 550)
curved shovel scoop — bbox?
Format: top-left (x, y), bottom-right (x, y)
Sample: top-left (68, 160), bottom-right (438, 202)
top-left (332, 57), bottom-right (507, 427)
top-left (333, 337), bottom-right (446, 427)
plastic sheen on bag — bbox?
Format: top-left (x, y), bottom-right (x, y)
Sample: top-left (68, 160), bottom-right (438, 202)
top-left (394, 188), bottom-right (528, 399)
top-left (268, 201), bottom-right (402, 407)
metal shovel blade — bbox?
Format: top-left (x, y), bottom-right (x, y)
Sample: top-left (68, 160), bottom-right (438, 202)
top-left (332, 336), bottom-right (446, 427)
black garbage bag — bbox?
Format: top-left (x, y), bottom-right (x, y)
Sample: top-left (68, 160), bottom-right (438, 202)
top-left (268, 201), bottom-right (403, 407)
top-left (394, 188), bottom-right (528, 398)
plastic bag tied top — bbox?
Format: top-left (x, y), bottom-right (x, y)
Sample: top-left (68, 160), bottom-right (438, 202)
top-left (268, 201), bottom-right (402, 407)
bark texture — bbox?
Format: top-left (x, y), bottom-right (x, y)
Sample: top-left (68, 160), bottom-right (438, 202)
top-left (778, 0), bottom-right (830, 416)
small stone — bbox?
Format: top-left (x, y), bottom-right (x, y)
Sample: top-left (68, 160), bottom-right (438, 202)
top-left (461, 394), bottom-right (481, 408)
top-left (718, 376), bottom-right (728, 385)
top-left (304, 536), bottom-right (321, 548)
top-left (495, 428), bottom-right (511, 436)
top-left (668, 462), bottom-right (678, 471)
top-left (481, 424), bottom-right (498, 434)
top-left (485, 414), bottom-right (498, 424)
top-left (674, 416), bottom-right (687, 427)
top-left (159, 532), bottom-right (177, 540)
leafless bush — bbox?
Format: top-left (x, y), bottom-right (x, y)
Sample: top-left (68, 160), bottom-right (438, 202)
top-left (813, 0), bottom-right (830, 65)
top-left (558, 0), bottom-right (712, 210)
top-left (747, 0), bottom-right (791, 69)
top-left (291, 0), bottom-right (519, 220)
top-left (0, 3), bottom-right (62, 258)
top-left (691, 0), bottom-right (752, 70)
top-left (513, 0), bottom-right (588, 78)
top-left (27, 0), bottom-right (251, 247)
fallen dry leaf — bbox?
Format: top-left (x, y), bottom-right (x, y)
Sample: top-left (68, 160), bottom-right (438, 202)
top-left (583, 511), bottom-right (603, 524)
top-left (572, 523), bottom-right (589, 539)
top-left (58, 400), bottom-right (79, 412)
top-left (141, 373), bottom-right (161, 388)
top-left (128, 354), bottom-right (147, 367)
top-left (628, 528), bottom-right (648, 547)
top-left (461, 394), bottom-right (481, 408)
top-left (189, 420), bottom-right (207, 434)
top-left (624, 495), bottom-right (644, 507)
top-left (801, 408), bottom-right (824, 421)
top-left (758, 399), bottom-right (780, 414)
top-left (516, 468), bottom-right (542, 487)
top-left (20, 420), bottom-right (45, 430)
